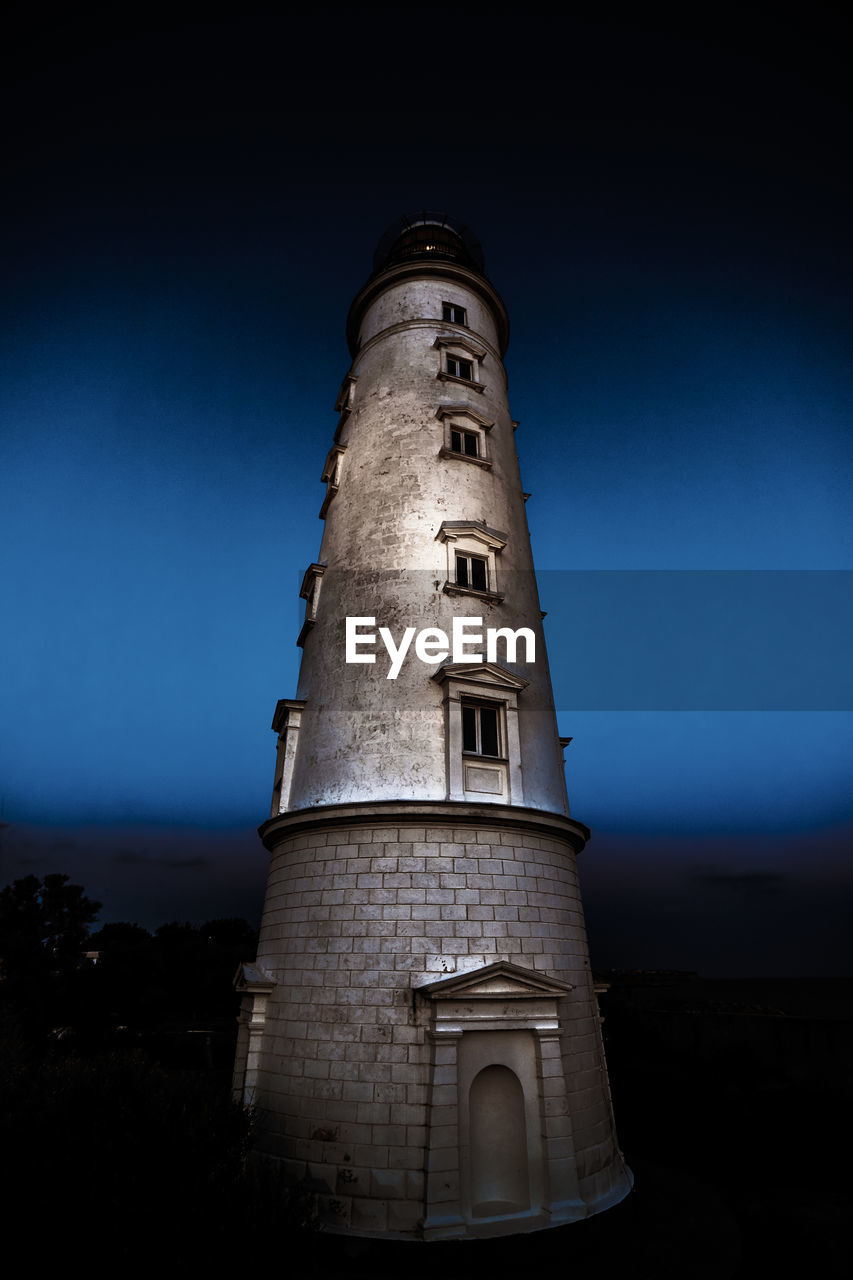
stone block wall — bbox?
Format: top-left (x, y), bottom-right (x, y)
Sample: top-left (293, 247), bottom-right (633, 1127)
top-left (249, 817), bottom-right (627, 1235)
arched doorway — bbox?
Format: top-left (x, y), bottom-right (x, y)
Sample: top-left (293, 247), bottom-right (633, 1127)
top-left (469, 1064), bottom-right (530, 1217)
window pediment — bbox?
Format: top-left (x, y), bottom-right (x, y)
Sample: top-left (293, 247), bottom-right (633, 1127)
top-left (321, 445), bottom-right (346, 485)
top-left (299, 562), bottom-right (326, 601)
top-left (233, 961), bottom-right (275, 994)
top-left (432, 662), bottom-right (529, 692)
top-left (436, 520), bottom-right (507, 551)
top-left (271, 698), bottom-right (306, 733)
top-left (435, 405), bottom-right (494, 430)
top-left (334, 373), bottom-right (358, 415)
top-left (298, 565), bottom-right (326, 647)
top-left (320, 446), bottom-right (345, 517)
top-left (270, 700), bottom-right (306, 815)
top-left (436, 408), bottom-right (494, 469)
top-left (433, 334), bottom-right (487, 361)
top-left (437, 523), bottom-right (506, 603)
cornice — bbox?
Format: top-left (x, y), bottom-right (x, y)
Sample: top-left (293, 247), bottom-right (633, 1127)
top-left (352, 317), bottom-right (504, 373)
top-left (259, 799), bottom-right (590, 853)
top-left (347, 261), bottom-right (510, 358)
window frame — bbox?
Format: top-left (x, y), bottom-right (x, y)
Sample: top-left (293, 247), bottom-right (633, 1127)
top-left (455, 551), bottom-right (489, 593)
top-left (461, 698), bottom-right (503, 759)
top-left (434, 335), bottom-right (487, 393)
top-left (436, 406), bottom-right (494, 470)
top-left (297, 562), bottom-right (326, 647)
top-left (442, 301), bottom-right (468, 325)
top-left (270, 698), bottom-right (307, 814)
top-left (319, 444), bottom-right (346, 518)
top-left (446, 353), bottom-right (474, 381)
top-left (334, 373), bottom-right (358, 417)
top-left (436, 520), bottom-right (507, 604)
top-left (432, 663), bottom-right (528, 804)
top-left (333, 373), bottom-right (358, 442)
top-left (451, 426), bottom-right (479, 457)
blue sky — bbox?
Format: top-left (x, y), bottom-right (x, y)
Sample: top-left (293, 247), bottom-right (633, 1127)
top-left (1, 9), bottom-right (851, 974)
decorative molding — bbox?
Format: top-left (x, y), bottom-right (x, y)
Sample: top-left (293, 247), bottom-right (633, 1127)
top-left (233, 960), bottom-right (275, 995)
top-left (418, 961), bottom-right (580, 1239)
top-left (436, 520), bottom-right (507, 549)
top-left (334, 373), bottom-right (358, 415)
top-left (346, 261), bottom-right (510, 358)
top-left (432, 333), bottom-right (488, 361)
top-left (432, 662), bottom-right (529, 691)
top-left (434, 404), bottom-right (494, 430)
top-left (298, 563), bottom-right (326, 601)
top-left (437, 370), bottom-right (485, 393)
top-left (258, 799), bottom-right (590, 853)
top-left (270, 699), bottom-right (306, 815)
top-left (232, 962), bottom-right (275, 1107)
top-left (418, 960), bottom-right (572, 1003)
top-left (271, 697), bottom-right (307, 734)
top-left (438, 445), bottom-right (493, 470)
top-left (297, 563), bottom-right (326, 646)
top-left (321, 444), bottom-right (346, 484)
top-left (441, 581), bottom-right (505, 604)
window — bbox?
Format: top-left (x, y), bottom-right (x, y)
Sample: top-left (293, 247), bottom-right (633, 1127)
top-left (442, 302), bottom-right (467, 325)
top-left (450, 427), bottom-right (479, 458)
top-left (456, 552), bottom-right (488, 592)
top-left (334, 373), bottom-right (358, 416)
top-left (434, 335), bottom-right (486, 392)
top-left (333, 374), bottom-right (358, 442)
top-left (432, 663), bottom-right (528, 803)
top-left (270, 698), bottom-right (306, 814)
top-left (437, 520), bottom-right (507, 603)
top-left (446, 354), bottom-right (473, 381)
top-left (462, 701), bottom-right (501, 757)
top-left (319, 444), bottom-right (346, 517)
top-left (297, 563), bottom-right (326, 647)
top-left (436, 406), bottom-right (493, 468)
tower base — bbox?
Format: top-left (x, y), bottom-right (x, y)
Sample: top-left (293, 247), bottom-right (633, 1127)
top-left (234, 802), bottom-right (632, 1240)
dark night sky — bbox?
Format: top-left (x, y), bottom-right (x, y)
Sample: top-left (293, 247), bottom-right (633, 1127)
top-left (2, 5), bottom-right (852, 975)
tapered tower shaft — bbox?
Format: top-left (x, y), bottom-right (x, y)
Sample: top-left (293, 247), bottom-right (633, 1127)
top-left (234, 215), bottom-right (631, 1239)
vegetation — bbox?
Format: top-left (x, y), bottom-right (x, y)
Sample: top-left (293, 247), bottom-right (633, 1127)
top-left (1, 875), bottom-right (849, 1272)
top-left (0, 873), bottom-right (316, 1261)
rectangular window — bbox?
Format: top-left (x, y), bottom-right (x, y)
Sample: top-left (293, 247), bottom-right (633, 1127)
top-left (456, 553), bottom-right (488, 592)
top-left (446, 354), bottom-right (474, 381)
top-left (462, 702), bottom-right (501, 757)
top-left (443, 303), bottom-right (467, 325)
top-left (450, 428), bottom-right (479, 457)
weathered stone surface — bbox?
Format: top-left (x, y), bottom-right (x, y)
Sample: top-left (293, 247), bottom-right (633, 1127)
top-left (233, 217), bottom-right (632, 1239)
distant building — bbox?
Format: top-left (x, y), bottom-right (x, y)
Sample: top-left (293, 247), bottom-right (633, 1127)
top-left (233, 214), bottom-right (632, 1238)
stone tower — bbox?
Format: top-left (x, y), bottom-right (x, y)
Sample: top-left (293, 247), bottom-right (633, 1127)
top-left (233, 214), bottom-right (632, 1240)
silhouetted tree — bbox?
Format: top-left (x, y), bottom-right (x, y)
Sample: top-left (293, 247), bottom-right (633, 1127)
top-left (86, 921), bottom-right (156, 1037)
top-left (0, 873), bottom-right (101, 1042)
top-left (0, 873), bottom-right (101, 980)
top-left (201, 917), bottom-right (258, 949)
top-left (90, 920), bottom-right (152, 950)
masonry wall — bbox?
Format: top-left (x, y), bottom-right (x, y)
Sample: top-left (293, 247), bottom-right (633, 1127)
top-left (288, 265), bottom-right (569, 815)
top-left (251, 818), bottom-right (626, 1236)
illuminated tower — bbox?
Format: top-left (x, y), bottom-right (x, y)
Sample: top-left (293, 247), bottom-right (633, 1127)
top-left (233, 214), bottom-right (632, 1239)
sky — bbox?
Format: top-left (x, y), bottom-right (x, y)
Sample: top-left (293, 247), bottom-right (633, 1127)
top-left (2, 6), bottom-right (851, 975)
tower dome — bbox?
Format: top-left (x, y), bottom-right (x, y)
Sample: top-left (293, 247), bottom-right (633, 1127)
top-left (348, 212), bottom-right (508, 357)
top-left (372, 212), bottom-right (485, 275)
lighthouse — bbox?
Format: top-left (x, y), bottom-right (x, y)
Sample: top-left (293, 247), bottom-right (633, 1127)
top-left (233, 214), bottom-right (632, 1239)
